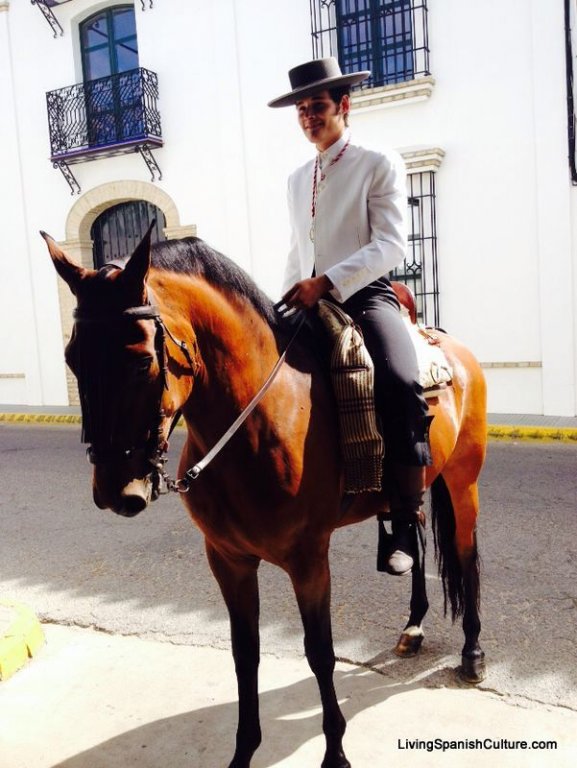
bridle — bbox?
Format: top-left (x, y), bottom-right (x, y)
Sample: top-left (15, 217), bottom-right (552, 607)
top-left (72, 273), bottom-right (306, 499)
top-left (73, 294), bottom-right (198, 499)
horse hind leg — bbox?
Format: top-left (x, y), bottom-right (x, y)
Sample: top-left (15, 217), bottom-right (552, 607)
top-left (205, 543), bottom-right (262, 768)
top-left (288, 546), bottom-right (351, 768)
top-left (395, 522), bottom-right (429, 657)
top-left (431, 472), bottom-right (486, 683)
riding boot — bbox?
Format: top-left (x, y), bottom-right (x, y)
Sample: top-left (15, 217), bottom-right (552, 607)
top-left (385, 464), bottom-right (426, 576)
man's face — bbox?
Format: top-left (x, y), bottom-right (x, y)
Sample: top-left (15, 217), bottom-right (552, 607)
top-left (296, 90), bottom-right (348, 151)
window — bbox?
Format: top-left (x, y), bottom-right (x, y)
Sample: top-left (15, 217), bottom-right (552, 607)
top-left (337, 0), bottom-right (414, 86)
top-left (80, 6), bottom-right (142, 147)
top-left (81, 6), bottom-right (139, 81)
top-left (311, 0), bottom-right (430, 89)
top-left (389, 172), bottom-right (439, 326)
top-left (91, 201), bottom-right (166, 268)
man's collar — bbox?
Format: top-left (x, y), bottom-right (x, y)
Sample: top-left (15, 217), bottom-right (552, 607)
top-left (318, 129), bottom-right (351, 166)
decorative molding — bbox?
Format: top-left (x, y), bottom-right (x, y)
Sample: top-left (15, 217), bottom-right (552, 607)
top-left (0, 373), bottom-right (25, 379)
top-left (0, 1), bottom-right (10, 12)
top-left (164, 224), bottom-right (197, 239)
top-left (401, 147), bottom-right (445, 171)
top-left (400, 146), bottom-right (446, 174)
top-left (65, 180), bottom-right (181, 242)
top-left (351, 75), bottom-right (435, 113)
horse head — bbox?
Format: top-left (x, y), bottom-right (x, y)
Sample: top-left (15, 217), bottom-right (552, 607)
top-left (42, 224), bottom-right (193, 517)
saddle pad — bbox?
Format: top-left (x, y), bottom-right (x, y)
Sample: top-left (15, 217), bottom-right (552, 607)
top-left (317, 300), bottom-right (384, 494)
top-left (400, 310), bottom-right (453, 393)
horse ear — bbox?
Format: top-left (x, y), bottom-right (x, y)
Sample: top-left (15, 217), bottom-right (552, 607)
top-left (120, 220), bottom-right (156, 289)
top-left (40, 231), bottom-right (86, 295)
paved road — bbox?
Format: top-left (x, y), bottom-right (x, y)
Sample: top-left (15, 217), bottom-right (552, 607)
top-left (1, 423), bottom-right (576, 711)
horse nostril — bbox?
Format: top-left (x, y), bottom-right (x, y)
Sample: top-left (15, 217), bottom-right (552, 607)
top-left (121, 494), bottom-right (148, 516)
top-left (118, 478), bottom-right (151, 516)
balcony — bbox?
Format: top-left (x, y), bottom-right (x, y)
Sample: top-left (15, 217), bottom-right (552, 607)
top-left (46, 67), bottom-right (162, 191)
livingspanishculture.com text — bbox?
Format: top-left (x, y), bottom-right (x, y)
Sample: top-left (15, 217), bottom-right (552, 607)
top-left (398, 738), bottom-right (557, 753)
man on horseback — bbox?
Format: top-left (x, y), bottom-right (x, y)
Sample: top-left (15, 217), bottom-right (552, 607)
top-left (269, 57), bottom-right (432, 576)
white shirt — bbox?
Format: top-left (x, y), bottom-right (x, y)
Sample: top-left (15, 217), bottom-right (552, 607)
top-left (284, 130), bottom-right (408, 303)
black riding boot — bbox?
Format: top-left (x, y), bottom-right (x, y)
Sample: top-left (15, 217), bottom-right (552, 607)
top-left (385, 464), bottom-right (426, 576)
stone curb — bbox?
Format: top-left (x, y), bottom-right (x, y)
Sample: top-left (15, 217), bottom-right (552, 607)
top-left (0, 413), bottom-right (81, 425)
top-left (2, 412), bottom-right (577, 442)
top-left (487, 425), bottom-right (577, 442)
top-left (0, 600), bottom-right (45, 681)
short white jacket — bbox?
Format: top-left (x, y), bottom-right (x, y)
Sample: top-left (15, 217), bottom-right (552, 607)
top-left (284, 131), bottom-right (407, 303)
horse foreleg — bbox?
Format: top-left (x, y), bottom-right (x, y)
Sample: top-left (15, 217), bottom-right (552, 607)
top-left (206, 543), bottom-right (262, 768)
top-left (395, 525), bottom-right (429, 657)
top-left (288, 547), bottom-right (351, 768)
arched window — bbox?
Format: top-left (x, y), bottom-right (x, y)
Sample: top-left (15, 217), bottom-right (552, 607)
top-left (80, 6), bottom-right (139, 82)
top-left (91, 201), bottom-right (166, 268)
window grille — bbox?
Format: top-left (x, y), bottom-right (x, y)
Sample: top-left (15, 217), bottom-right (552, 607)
top-left (91, 201), bottom-right (166, 268)
top-left (310, 0), bottom-right (430, 89)
top-left (389, 171), bottom-right (439, 326)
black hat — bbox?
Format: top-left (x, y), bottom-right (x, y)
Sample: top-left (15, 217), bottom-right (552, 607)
top-left (268, 57), bottom-right (370, 108)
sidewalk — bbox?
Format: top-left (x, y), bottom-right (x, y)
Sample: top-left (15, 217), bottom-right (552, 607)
top-left (0, 622), bottom-right (575, 768)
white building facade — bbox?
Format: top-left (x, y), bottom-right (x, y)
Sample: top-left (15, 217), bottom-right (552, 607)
top-left (1, 0), bottom-right (576, 416)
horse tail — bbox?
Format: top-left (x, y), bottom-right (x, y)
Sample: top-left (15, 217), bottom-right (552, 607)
top-left (430, 473), bottom-right (479, 621)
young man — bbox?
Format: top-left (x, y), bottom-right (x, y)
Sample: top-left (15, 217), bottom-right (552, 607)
top-left (268, 57), bottom-right (431, 575)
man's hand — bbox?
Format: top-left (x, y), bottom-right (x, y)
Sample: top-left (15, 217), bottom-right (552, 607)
top-left (282, 275), bottom-right (333, 309)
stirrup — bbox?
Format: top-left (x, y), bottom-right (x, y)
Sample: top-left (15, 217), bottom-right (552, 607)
top-left (377, 518), bottom-right (415, 575)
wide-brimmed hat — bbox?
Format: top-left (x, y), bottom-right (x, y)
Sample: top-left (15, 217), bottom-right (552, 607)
top-left (268, 57), bottom-right (370, 108)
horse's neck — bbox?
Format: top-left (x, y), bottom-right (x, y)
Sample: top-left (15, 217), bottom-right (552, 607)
top-left (151, 271), bottom-right (279, 420)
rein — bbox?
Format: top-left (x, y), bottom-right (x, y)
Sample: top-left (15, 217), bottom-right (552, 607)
top-left (171, 308), bottom-right (306, 493)
top-left (73, 291), bottom-right (306, 498)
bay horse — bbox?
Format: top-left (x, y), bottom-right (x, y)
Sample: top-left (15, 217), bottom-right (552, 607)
top-left (42, 225), bottom-right (487, 768)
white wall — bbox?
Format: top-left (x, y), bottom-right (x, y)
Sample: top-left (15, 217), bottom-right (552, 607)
top-left (1, 0), bottom-right (576, 414)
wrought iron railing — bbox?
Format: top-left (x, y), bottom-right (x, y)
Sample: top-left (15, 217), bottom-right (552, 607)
top-left (46, 67), bottom-right (162, 160)
top-left (310, 0), bottom-right (430, 89)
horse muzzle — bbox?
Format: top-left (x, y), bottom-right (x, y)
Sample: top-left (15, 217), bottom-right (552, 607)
top-left (93, 473), bottom-right (153, 517)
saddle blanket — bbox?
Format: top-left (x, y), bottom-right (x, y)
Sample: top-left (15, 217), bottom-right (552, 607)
top-left (316, 300), bottom-right (453, 493)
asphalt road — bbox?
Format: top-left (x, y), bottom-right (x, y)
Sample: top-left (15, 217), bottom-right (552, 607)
top-left (1, 423), bottom-right (576, 711)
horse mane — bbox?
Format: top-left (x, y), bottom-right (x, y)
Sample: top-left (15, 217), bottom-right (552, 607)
top-left (149, 237), bottom-right (278, 327)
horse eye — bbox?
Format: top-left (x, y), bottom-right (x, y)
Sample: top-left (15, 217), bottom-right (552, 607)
top-left (131, 356), bottom-right (153, 378)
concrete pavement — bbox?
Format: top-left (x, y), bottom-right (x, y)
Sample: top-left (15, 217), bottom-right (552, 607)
top-left (0, 622), bottom-right (576, 768)
top-left (1, 410), bottom-right (576, 766)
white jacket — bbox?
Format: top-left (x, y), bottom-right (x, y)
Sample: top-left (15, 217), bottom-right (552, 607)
top-left (284, 131), bottom-right (407, 303)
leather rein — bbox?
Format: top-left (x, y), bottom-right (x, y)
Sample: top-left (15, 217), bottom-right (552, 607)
top-left (73, 293), bottom-right (304, 498)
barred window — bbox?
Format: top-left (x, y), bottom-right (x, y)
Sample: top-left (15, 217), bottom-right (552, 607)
top-left (311, 0), bottom-right (430, 89)
top-left (389, 172), bottom-right (439, 326)
top-left (91, 201), bottom-right (165, 268)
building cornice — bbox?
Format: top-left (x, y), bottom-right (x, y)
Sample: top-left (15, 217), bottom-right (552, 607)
top-left (351, 75), bottom-right (435, 113)
top-left (399, 146), bottom-right (446, 173)
top-left (0, 2), bottom-right (10, 13)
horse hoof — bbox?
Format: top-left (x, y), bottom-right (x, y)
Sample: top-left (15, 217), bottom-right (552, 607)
top-left (394, 632), bottom-right (424, 658)
top-left (459, 652), bottom-right (486, 684)
top-left (321, 749), bottom-right (351, 768)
